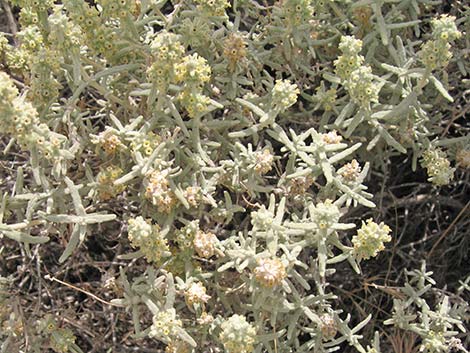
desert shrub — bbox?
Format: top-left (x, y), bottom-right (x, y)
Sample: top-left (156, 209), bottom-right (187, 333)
top-left (0, 1), bottom-right (469, 352)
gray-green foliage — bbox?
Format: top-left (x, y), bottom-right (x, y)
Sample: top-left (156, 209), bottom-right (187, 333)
top-left (0, 0), bottom-right (469, 352)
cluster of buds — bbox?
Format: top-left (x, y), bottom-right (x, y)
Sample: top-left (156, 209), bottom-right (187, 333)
top-left (250, 206), bottom-right (275, 230)
top-left (272, 79), bottom-right (300, 112)
top-left (177, 89), bottom-right (211, 118)
top-left (98, 0), bottom-right (137, 19)
top-left (421, 148), bottom-right (455, 186)
top-left (63, 0), bottom-right (117, 57)
top-left (194, 0), bottom-right (231, 17)
top-left (16, 25), bottom-right (43, 52)
top-left (219, 315), bottom-right (257, 353)
top-left (197, 312), bottom-right (214, 325)
top-left (253, 149), bottom-right (274, 175)
top-left (352, 219), bottom-right (391, 261)
top-left (0, 72), bottom-right (38, 136)
top-left (334, 36), bottom-right (364, 80)
top-left (127, 217), bottom-right (170, 264)
top-left (173, 53), bottom-right (212, 118)
top-left (50, 328), bottom-right (77, 353)
top-left (175, 220), bottom-right (200, 250)
top-left (149, 308), bottom-right (183, 341)
top-left (334, 36), bottom-right (379, 108)
top-left (175, 220), bottom-right (218, 260)
top-left (419, 40), bottom-right (452, 71)
top-left (147, 31), bottom-right (185, 89)
top-left (315, 85), bottom-right (337, 112)
top-left (184, 282), bottom-right (211, 307)
top-left (344, 66), bottom-right (379, 108)
top-left (17, 6), bottom-right (39, 27)
top-left (11, 0), bottom-right (55, 12)
top-left (419, 15), bottom-right (462, 71)
top-left (28, 49), bottom-right (62, 109)
top-left (319, 313), bottom-right (337, 341)
top-left (280, 0), bottom-right (314, 26)
top-left (253, 258), bottom-right (287, 288)
top-left (96, 166), bottom-right (126, 201)
top-left (223, 33), bottom-right (247, 70)
top-left (129, 131), bottom-right (161, 156)
top-left (456, 148), bottom-right (470, 169)
top-left (321, 130), bottom-right (343, 145)
top-left (4, 47), bottom-right (29, 72)
top-left (47, 6), bottom-right (82, 54)
top-left (193, 229), bottom-right (219, 258)
top-left (144, 169), bottom-right (177, 213)
top-left (165, 341), bottom-right (191, 353)
top-left (288, 175), bottom-right (314, 195)
top-left (178, 17), bottom-right (211, 48)
top-left (92, 128), bottom-right (124, 155)
top-left (310, 199), bottom-right (340, 230)
top-left (183, 186), bottom-right (202, 208)
top-left (420, 330), bottom-right (447, 353)
top-left (31, 125), bottom-right (67, 160)
top-left (0, 71), bottom-right (68, 158)
top-left (338, 159), bottom-right (361, 184)
top-left (175, 54), bottom-right (211, 85)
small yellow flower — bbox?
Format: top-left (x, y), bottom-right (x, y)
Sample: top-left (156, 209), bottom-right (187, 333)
top-left (352, 219), bottom-right (391, 261)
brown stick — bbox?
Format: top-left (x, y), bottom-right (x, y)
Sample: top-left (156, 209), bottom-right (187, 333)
top-left (44, 274), bottom-right (125, 308)
top-left (428, 200), bottom-right (470, 258)
top-left (1, 0), bottom-right (18, 40)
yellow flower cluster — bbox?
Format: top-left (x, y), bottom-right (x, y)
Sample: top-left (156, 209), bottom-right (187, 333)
top-left (96, 166), bottom-right (126, 201)
top-left (421, 148), bottom-right (455, 186)
top-left (219, 315), bottom-right (257, 353)
top-left (175, 54), bottom-right (211, 86)
top-left (282, 0), bottom-right (314, 26)
top-left (419, 15), bottom-right (461, 71)
top-left (127, 217), bottom-right (170, 264)
top-left (147, 31), bottom-right (185, 88)
top-left (149, 309), bottom-right (183, 340)
top-left (345, 66), bottom-right (379, 108)
top-left (272, 79), bottom-right (300, 112)
top-left (334, 36), bottom-right (364, 80)
top-left (0, 71), bottom-right (67, 158)
top-left (178, 89), bottom-right (212, 118)
top-left (311, 200), bottom-right (340, 230)
top-left (194, 0), bottom-right (231, 17)
top-left (93, 128), bottom-right (124, 155)
top-left (129, 131), bottom-right (161, 156)
top-left (352, 219), bottom-right (391, 261)
top-left (64, 0), bottom-right (117, 57)
top-left (98, 0), bottom-right (137, 19)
